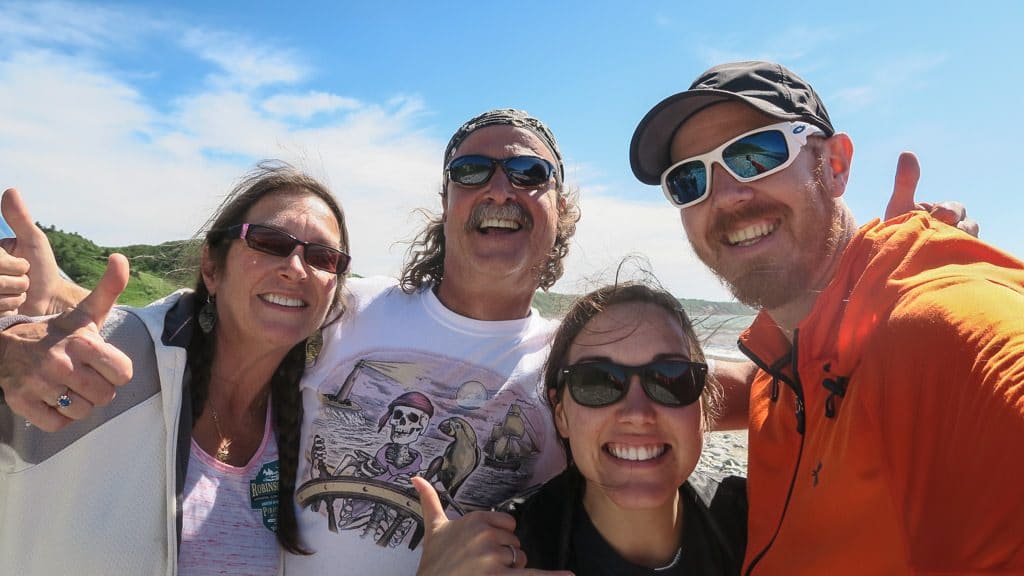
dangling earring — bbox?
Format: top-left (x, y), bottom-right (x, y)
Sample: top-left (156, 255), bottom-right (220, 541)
top-left (305, 329), bottom-right (324, 365)
top-left (198, 295), bottom-right (217, 334)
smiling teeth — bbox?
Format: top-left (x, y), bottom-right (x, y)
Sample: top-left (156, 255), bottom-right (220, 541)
top-left (607, 444), bottom-right (666, 462)
top-left (480, 218), bottom-right (520, 231)
top-left (263, 294), bottom-right (305, 307)
top-left (727, 222), bottom-right (777, 246)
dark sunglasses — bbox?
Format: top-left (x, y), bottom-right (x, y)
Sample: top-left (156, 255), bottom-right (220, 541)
top-left (660, 121), bottom-right (824, 209)
top-left (216, 223), bottom-right (350, 274)
top-left (558, 360), bottom-right (707, 408)
top-left (446, 154), bottom-right (556, 188)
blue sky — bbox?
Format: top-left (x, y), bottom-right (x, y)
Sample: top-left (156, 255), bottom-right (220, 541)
top-left (1, 0), bottom-right (1020, 301)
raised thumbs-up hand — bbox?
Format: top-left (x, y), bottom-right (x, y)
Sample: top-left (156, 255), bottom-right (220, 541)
top-left (0, 188), bottom-right (90, 316)
top-left (412, 476), bottom-right (572, 576)
top-left (883, 152), bottom-right (979, 236)
top-left (0, 237), bottom-right (29, 315)
top-left (0, 254), bottom-right (134, 432)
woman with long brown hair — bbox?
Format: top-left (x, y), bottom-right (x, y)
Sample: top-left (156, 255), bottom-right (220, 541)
top-left (0, 161), bottom-right (350, 575)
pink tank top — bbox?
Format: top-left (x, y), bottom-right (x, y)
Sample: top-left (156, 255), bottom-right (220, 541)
top-left (179, 407), bottom-right (281, 575)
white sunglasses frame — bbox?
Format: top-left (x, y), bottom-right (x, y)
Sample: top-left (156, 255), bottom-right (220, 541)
top-left (660, 121), bottom-right (825, 209)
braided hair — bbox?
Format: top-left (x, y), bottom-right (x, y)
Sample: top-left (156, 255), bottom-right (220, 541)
top-left (188, 160), bottom-right (348, 554)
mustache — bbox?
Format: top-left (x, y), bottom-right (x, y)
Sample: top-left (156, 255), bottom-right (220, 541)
top-left (465, 202), bottom-right (533, 231)
top-left (707, 198), bottom-right (791, 239)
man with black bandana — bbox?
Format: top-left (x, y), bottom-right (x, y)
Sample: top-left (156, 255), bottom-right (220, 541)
top-left (288, 109), bottom-right (580, 575)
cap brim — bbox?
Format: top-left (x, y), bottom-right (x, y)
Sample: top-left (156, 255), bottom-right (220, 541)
top-left (629, 89), bottom-right (803, 185)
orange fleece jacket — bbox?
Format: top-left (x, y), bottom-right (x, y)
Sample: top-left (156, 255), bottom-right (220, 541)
top-left (739, 213), bottom-right (1024, 575)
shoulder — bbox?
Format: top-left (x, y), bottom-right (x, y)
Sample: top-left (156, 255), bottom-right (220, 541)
top-left (684, 476), bottom-right (747, 574)
top-left (501, 471), bottom-right (576, 569)
top-left (343, 276), bottom-right (412, 312)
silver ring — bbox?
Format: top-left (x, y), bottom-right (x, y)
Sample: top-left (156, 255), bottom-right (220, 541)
top-left (506, 545), bottom-right (517, 567)
top-left (57, 389), bottom-right (72, 409)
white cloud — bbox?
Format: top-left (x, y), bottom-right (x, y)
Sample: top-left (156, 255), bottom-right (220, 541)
top-left (555, 188), bottom-right (733, 302)
top-left (0, 1), bottom-right (153, 51)
top-left (262, 91), bottom-right (362, 119)
top-left (180, 28), bottom-right (308, 89)
top-left (0, 2), bottom-right (735, 303)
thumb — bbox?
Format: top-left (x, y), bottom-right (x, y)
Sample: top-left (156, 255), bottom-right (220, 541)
top-left (412, 476), bottom-right (448, 536)
top-left (884, 152), bottom-right (921, 220)
top-left (1, 188), bottom-right (44, 241)
top-left (76, 253), bottom-right (130, 326)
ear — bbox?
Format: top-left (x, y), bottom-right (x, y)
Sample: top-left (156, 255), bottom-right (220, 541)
top-left (200, 244), bottom-right (219, 296)
top-left (824, 132), bottom-right (854, 198)
top-left (548, 388), bottom-right (570, 439)
top-left (557, 193), bottom-right (568, 215)
top-left (440, 187), bottom-right (449, 221)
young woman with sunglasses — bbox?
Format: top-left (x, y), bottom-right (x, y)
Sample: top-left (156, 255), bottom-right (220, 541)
top-left (501, 281), bottom-right (746, 575)
top-left (0, 161), bottom-right (350, 575)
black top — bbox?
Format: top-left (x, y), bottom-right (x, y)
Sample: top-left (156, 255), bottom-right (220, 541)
top-left (501, 469), bottom-right (747, 576)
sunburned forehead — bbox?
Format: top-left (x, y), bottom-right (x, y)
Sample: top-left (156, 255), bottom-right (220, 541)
top-left (454, 125), bottom-right (558, 164)
top-left (670, 101), bottom-right (780, 162)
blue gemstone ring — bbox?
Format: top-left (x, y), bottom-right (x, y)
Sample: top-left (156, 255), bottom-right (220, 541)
top-left (57, 389), bottom-right (72, 409)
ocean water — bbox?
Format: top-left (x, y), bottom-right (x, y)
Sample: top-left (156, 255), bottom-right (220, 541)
top-left (693, 314), bottom-right (755, 360)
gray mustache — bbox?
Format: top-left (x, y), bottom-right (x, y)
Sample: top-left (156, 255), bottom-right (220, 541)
top-left (465, 203), bottom-right (533, 231)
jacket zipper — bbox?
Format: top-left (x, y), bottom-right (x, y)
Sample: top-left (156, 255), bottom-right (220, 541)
top-left (738, 330), bottom-right (806, 575)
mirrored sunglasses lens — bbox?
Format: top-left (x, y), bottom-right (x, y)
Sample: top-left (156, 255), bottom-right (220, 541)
top-left (723, 130), bottom-right (789, 179)
top-left (246, 226), bottom-right (297, 257)
top-left (449, 156), bottom-right (494, 186)
top-left (504, 157), bottom-right (552, 187)
top-left (665, 161), bottom-right (708, 206)
top-left (569, 364), bottom-right (626, 407)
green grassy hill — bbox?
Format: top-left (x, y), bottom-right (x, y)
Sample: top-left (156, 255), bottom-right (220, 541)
top-left (43, 225), bottom-right (755, 316)
top-left (43, 225), bottom-right (197, 307)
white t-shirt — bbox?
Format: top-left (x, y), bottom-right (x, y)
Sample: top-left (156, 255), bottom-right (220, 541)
top-left (179, 407), bottom-right (281, 576)
top-left (287, 277), bottom-right (565, 574)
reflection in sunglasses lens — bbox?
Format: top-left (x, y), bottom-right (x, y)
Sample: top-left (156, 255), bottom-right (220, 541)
top-left (723, 130), bottom-right (789, 179)
top-left (565, 362), bottom-right (704, 408)
top-left (448, 155), bottom-right (553, 188)
top-left (666, 160), bottom-right (707, 206)
top-left (450, 158), bottom-right (493, 186)
top-left (504, 157), bottom-right (550, 186)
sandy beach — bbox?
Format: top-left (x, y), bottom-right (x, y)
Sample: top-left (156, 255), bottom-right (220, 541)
top-left (690, 430), bottom-right (749, 496)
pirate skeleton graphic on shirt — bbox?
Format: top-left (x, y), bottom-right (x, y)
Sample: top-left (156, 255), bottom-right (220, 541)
top-left (298, 356), bottom-right (545, 550)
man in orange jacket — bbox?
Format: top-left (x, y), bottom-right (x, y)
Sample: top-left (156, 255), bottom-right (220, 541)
top-left (631, 61), bottom-right (1024, 574)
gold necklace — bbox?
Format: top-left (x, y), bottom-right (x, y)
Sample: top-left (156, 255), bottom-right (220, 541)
top-left (208, 404), bottom-right (233, 463)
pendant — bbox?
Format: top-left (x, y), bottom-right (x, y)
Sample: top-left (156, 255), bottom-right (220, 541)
top-left (216, 438), bottom-right (232, 463)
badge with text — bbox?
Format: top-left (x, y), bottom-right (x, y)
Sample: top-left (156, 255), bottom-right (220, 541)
top-left (250, 461), bottom-right (280, 532)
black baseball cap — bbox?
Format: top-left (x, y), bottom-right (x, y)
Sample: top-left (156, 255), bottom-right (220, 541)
top-left (630, 61), bottom-right (835, 185)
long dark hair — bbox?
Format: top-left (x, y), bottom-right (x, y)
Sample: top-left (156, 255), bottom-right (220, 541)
top-left (187, 160), bottom-right (348, 554)
top-left (542, 281), bottom-right (720, 465)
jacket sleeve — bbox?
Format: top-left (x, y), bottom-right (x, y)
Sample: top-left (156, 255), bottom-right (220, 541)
top-left (871, 276), bottom-right (1024, 572)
